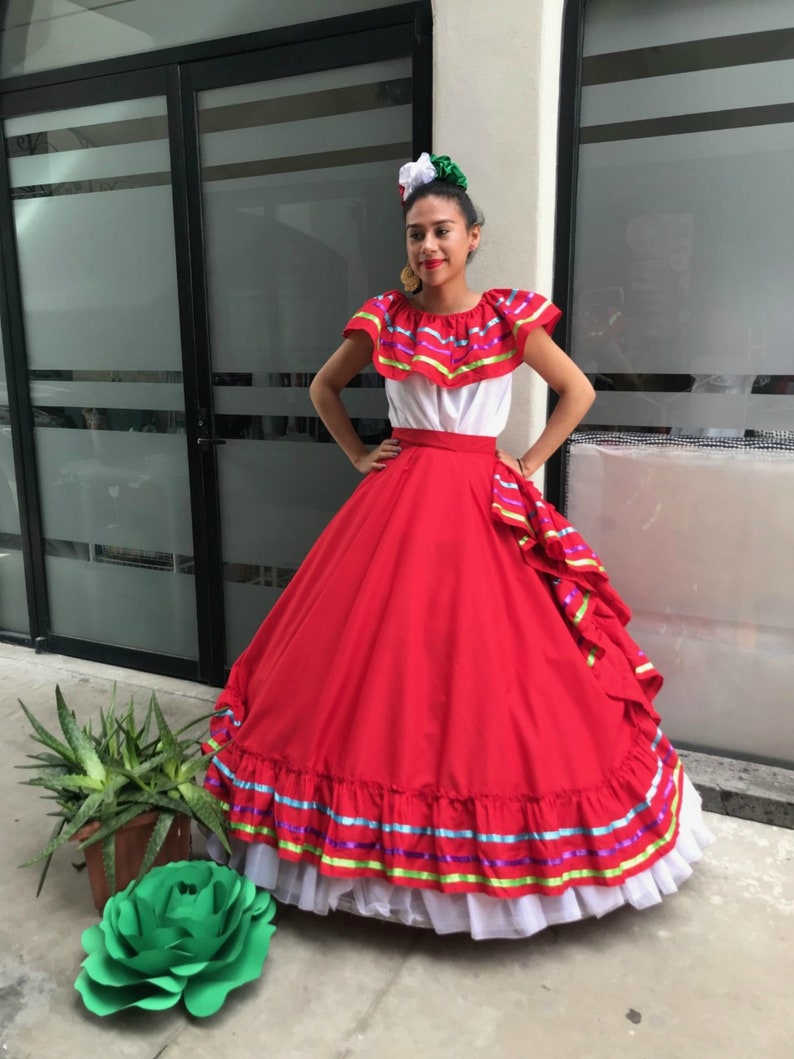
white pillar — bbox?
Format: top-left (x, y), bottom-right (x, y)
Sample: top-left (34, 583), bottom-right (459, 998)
top-left (431, 0), bottom-right (565, 490)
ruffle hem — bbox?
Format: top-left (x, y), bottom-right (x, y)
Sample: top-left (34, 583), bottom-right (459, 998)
top-left (206, 774), bottom-right (713, 940)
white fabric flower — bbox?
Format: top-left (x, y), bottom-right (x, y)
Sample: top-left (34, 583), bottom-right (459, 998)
top-left (398, 152), bottom-right (437, 201)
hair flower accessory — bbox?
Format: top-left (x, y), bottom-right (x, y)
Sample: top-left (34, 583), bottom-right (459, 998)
top-left (398, 152), bottom-right (468, 201)
top-left (429, 154), bottom-right (468, 191)
top-left (74, 860), bottom-right (277, 1017)
top-left (398, 151), bottom-right (437, 202)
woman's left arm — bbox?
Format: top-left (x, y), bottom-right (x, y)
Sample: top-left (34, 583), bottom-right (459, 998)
top-left (496, 326), bottom-right (595, 479)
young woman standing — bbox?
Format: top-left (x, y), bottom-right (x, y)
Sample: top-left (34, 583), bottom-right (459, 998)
top-left (204, 154), bottom-right (712, 940)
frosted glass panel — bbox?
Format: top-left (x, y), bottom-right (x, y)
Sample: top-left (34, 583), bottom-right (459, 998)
top-left (29, 380), bottom-right (184, 412)
top-left (0, 549), bottom-right (27, 634)
top-left (199, 59), bottom-right (409, 661)
top-left (582, 392), bottom-right (793, 432)
top-left (0, 0), bottom-right (407, 77)
top-left (566, 441), bottom-right (794, 763)
top-left (584, 0), bottom-right (794, 54)
top-left (567, 3), bottom-right (794, 763)
top-left (46, 554), bottom-right (197, 658)
top-left (0, 350), bottom-right (21, 535)
top-left (36, 429), bottom-right (194, 554)
top-left (224, 583), bottom-right (282, 663)
top-left (582, 59), bottom-right (794, 125)
top-left (0, 425), bottom-right (20, 534)
top-left (6, 97), bottom-right (197, 658)
top-left (218, 441), bottom-right (360, 568)
top-left (572, 7), bottom-right (794, 434)
top-left (0, 345), bottom-right (28, 634)
top-left (7, 99), bottom-right (180, 373)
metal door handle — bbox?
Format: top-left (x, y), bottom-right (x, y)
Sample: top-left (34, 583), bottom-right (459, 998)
top-left (196, 437), bottom-right (226, 447)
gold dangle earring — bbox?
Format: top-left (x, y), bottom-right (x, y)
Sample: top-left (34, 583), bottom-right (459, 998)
top-left (400, 263), bottom-right (421, 293)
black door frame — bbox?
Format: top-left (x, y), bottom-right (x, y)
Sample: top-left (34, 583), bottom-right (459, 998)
top-left (0, 3), bottom-right (432, 684)
top-left (177, 19), bottom-right (424, 685)
top-left (546, 0), bottom-right (584, 511)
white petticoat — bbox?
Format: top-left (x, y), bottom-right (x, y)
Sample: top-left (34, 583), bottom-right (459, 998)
top-left (206, 774), bottom-right (714, 941)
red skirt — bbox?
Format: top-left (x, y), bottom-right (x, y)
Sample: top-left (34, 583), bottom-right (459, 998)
top-left (204, 428), bottom-right (679, 900)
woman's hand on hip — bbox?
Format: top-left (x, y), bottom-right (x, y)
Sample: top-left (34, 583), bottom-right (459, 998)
top-left (496, 448), bottom-right (530, 479)
top-left (353, 437), bottom-right (402, 474)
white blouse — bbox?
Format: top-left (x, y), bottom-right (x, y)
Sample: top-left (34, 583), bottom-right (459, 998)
top-left (385, 373), bottom-right (513, 437)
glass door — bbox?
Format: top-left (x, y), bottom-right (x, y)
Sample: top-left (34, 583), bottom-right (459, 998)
top-left (3, 93), bottom-right (199, 661)
top-left (191, 53), bottom-right (413, 665)
top-left (0, 16), bottom-right (425, 680)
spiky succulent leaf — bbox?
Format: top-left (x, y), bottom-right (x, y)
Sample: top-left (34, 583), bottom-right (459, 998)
top-left (137, 695), bottom-right (154, 747)
top-left (19, 790), bottom-right (104, 865)
top-left (170, 710), bottom-right (215, 738)
top-left (119, 790), bottom-right (192, 814)
top-left (178, 781), bottom-right (230, 852)
top-left (132, 810), bottom-right (176, 887)
top-left (18, 699), bottom-right (75, 763)
top-left (151, 694), bottom-right (179, 761)
top-left (113, 747), bottom-right (182, 782)
top-left (34, 818), bottom-right (66, 897)
top-left (96, 696), bottom-right (119, 758)
top-left (172, 747), bottom-right (220, 783)
top-left (55, 685), bottom-right (105, 781)
top-left (22, 774), bottom-right (104, 793)
top-left (79, 803), bottom-right (145, 848)
top-left (102, 832), bottom-right (116, 896)
top-left (17, 749), bottom-right (74, 767)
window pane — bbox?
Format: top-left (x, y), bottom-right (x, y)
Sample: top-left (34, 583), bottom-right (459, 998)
top-left (0, 344), bottom-right (29, 634)
top-left (0, 0), bottom-right (407, 77)
top-left (5, 97), bottom-right (197, 659)
top-left (568, 1), bottom-right (794, 763)
top-left (7, 101), bottom-right (180, 373)
top-left (198, 59), bottom-right (409, 661)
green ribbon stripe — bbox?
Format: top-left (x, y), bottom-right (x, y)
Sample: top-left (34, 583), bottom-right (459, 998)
top-left (221, 763), bottom-right (681, 890)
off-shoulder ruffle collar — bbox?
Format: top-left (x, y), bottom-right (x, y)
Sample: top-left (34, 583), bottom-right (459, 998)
top-left (344, 288), bottom-right (561, 389)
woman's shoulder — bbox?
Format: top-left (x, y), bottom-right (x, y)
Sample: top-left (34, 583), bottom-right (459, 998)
top-left (354, 290), bottom-right (405, 316)
top-left (343, 290), bottom-right (404, 335)
top-left (484, 288), bottom-right (559, 318)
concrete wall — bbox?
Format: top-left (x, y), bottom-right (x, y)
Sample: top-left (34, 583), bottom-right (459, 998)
top-left (432, 0), bottom-right (565, 488)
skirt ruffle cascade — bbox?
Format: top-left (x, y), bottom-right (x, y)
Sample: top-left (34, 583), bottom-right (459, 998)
top-left (203, 428), bottom-right (713, 940)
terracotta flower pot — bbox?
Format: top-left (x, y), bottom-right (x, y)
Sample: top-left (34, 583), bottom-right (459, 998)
top-left (74, 811), bottom-right (191, 913)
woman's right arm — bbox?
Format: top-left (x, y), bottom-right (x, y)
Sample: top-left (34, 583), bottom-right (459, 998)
top-left (309, 332), bottom-right (401, 474)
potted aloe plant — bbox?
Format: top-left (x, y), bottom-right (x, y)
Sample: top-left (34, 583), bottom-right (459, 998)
top-left (18, 684), bottom-right (230, 911)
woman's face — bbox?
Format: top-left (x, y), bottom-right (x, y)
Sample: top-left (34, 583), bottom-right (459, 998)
top-left (405, 195), bottom-right (479, 289)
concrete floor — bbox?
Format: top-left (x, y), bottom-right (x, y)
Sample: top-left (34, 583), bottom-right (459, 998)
top-left (1, 641), bottom-right (792, 1059)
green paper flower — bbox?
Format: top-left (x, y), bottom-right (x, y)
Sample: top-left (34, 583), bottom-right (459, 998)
top-left (430, 154), bottom-right (468, 191)
top-left (74, 860), bottom-right (276, 1017)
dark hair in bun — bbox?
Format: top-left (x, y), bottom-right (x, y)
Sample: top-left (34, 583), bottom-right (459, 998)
top-left (403, 179), bottom-right (484, 230)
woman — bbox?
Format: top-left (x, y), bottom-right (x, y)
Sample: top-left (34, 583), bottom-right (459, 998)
top-left (204, 153), bottom-right (712, 940)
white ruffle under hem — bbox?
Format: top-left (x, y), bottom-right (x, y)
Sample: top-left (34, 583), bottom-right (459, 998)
top-left (206, 774), bottom-right (714, 941)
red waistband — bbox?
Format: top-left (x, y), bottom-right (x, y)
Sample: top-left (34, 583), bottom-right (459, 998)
top-left (392, 428), bottom-right (496, 454)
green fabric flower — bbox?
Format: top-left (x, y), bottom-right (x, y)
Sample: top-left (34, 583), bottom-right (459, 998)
top-left (430, 154), bottom-right (468, 191)
top-left (74, 860), bottom-right (276, 1017)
